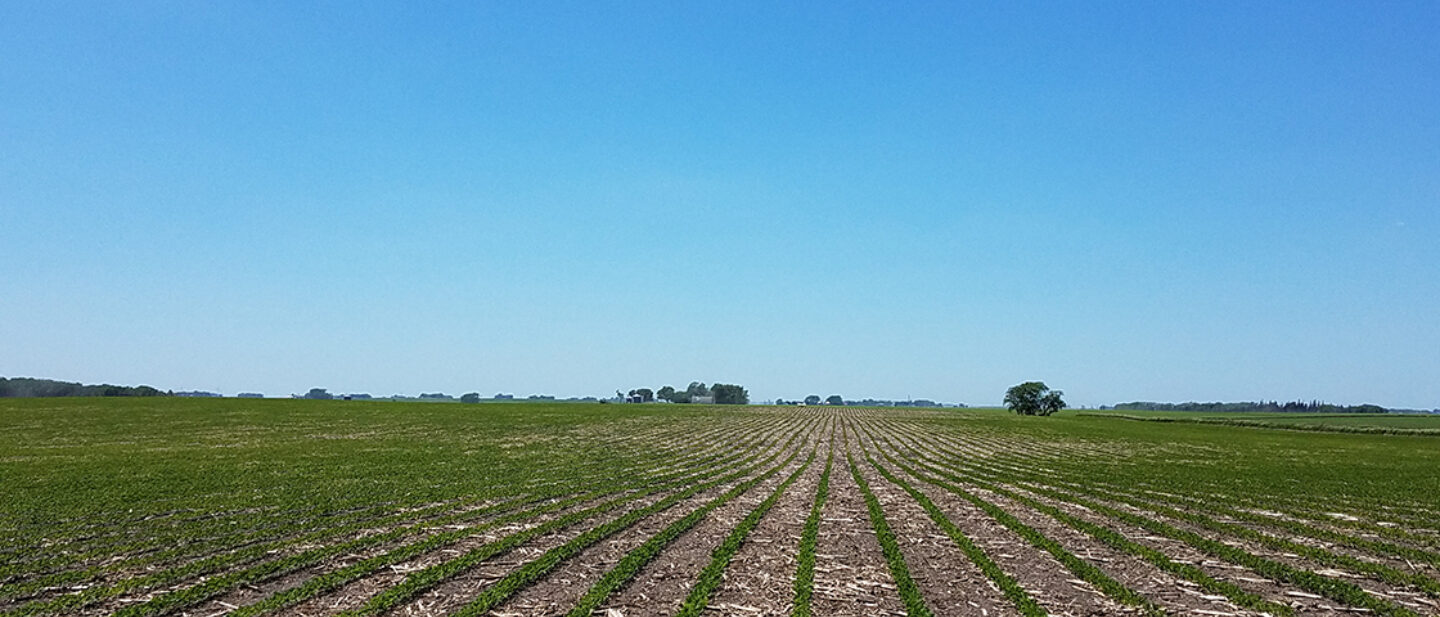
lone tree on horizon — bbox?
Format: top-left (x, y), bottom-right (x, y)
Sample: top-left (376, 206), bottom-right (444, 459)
top-left (1004, 381), bottom-right (1065, 416)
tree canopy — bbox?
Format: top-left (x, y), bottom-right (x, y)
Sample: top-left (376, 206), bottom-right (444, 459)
top-left (1114, 400), bottom-right (1391, 414)
top-left (710, 383), bottom-right (749, 405)
top-left (641, 382), bottom-right (747, 404)
top-left (1004, 381), bottom-right (1065, 416)
top-left (0, 377), bottom-right (166, 398)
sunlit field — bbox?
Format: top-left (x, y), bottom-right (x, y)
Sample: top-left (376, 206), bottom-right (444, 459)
top-left (3, 398), bottom-right (1439, 616)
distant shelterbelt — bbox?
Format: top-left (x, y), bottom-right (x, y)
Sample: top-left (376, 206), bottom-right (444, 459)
top-left (0, 376), bottom-right (166, 397)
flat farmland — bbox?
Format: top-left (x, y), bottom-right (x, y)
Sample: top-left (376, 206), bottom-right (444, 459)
top-left (2, 399), bottom-right (1439, 617)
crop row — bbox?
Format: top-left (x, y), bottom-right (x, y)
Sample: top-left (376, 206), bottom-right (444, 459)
top-left (863, 411), bottom-right (1439, 616)
top-left (2, 410), bottom-right (815, 617)
top-left (5, 403), bottom-right (1436, 617)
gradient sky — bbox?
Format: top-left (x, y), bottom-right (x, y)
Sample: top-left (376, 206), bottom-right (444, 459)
top-left (2, 2), bottom-right (1437, 407)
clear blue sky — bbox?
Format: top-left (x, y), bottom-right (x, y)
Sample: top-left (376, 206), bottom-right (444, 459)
top-left (3, 2), bottom-right (1437, 407)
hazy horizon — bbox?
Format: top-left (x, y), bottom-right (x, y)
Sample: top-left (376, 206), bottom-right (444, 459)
top-left (3, 3), bottom-right (1437, 409)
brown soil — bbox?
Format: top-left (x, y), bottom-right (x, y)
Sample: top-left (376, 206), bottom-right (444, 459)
top-left (880, 426), bottom-right (1362, 616)
top-left (424, 442), bottom-right (800, 617)
top-left (703, 446), bottom-right (827, 616)
top-left (1000, 483), bottom-right (1359, 617)
top-left (272, 429), bottom-right (787, 616)
top-left (1068, 488), bottom-right (1440, 616)
top-left (849, 448), bottom-right (1020, 617)
top-left (1119, 491), bottom-right (1440, 584)
top-left (808, 436), bottom-right (905, 616)
top-left (594, 449), bottom-right (813, 616)
top-left (272, 494), bottom-right (637, 617)
top-left (262, 437), bottom-right (753, 616)
top-left (969, 484), bottom-right (1270, 617)
top-left (876, 457), bottom-right (1133, 615)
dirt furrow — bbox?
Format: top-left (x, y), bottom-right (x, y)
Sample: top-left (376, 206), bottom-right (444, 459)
top-left (89, 429), bottom-right (783, 617)
top-left (968, 483), bottom-right (1271, 617)
top-left (869, 458), bottom-right (1133, 615)
top-left (1105, 490), bottom-right (1440, 584)
top-left (1063, 487), bottom-right (1440, 615)
top-left (997, 482), bottom-right (1360, 617)
top-left (879, 426), bottom-right (1365, 616)
top-left (875, 427), bottom-right (1291, 616)
top-left (267, 493), bottom-right (636, 616)
top-left (409, 432), bottom-right (809, 616)
top-left (595, 447), bottom-right (815, 616)
top-left (809, 436), bottom-right (904, 617)
top-left (704, 446), bottom-right (826, 615)
top-left (850, 449), bottom-right (1020, 617)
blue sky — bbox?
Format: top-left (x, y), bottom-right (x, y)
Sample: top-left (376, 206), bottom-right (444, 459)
top-left (2, 2), bottom-right (1437, 407)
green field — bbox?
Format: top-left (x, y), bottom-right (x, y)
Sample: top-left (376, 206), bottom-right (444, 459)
top-left (3, 398), bottom-right (1438, 617)
top-left (1078, 408), bottom-right (1440, 435)
top-left (1203, 413), bottom-right (1440, 428)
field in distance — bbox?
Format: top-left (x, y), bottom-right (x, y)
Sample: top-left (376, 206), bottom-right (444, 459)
top-left (1081, 408), bottom-right (1440, 434)
top-left (2, 398), bottom-right (1439, 617)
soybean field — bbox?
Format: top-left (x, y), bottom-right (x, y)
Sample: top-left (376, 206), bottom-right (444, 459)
top-left (2, 398), bottom-right (1439, 617)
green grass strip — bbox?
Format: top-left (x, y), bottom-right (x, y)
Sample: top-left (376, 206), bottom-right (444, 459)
top-left (1075, 412), bottom-right (1440, 436)
top-left (790, 440), bottom-right (833, 617)
top-left (673, 447), bottom-right (816, 617)
top-left (844, 445), bottom-right (934, 617)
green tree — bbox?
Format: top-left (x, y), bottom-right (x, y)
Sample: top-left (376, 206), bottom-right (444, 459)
top-left (804, 395), bottom-right (821, 405)
top-left (304, 388), bottom-right (333, 400)
top-left (1040, 390), bottom-right (1065, 415)
top-left (657, 385), bottom-right (676, 402)
top-left (710, 383), bottom-right (749, 405)
top-left (1005, 381), bottom-right (1065, 416)
top-left (824, 395), bottom-right (843, 405)
top-left (460, 392), bottom-right (481, 404)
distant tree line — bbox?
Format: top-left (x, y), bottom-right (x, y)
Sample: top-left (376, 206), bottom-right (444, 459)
top-left (773, 395), bottom-right (954, 408)
top-left (0, 377), bottom-right (166, 398)
top-left (296, 388), bottom-right (596, 404)
top-left (628, 382), bottom-right (748, 405)
top-left (1110, 400), bottom-right (1389, 414)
